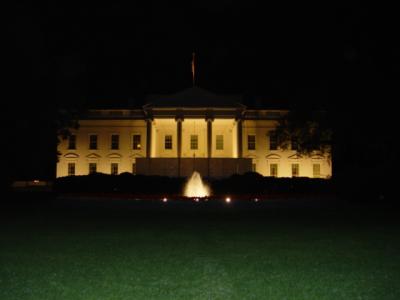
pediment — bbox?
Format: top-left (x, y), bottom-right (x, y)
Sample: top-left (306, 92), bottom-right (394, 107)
top-left (288, 154), bottom-right (302, 160)
top-left (311, 154), bottom-right (324, 160)
top-left (107, 153), bottom-right (122, 159)
top-left (245, 154), bottom-right (258, 159)
top-left (86, 153), bottom-right (101, 159)
top-left (63, 153), bottom-right (79, 159)
top-left (265, 154), bottom-right (281, 159)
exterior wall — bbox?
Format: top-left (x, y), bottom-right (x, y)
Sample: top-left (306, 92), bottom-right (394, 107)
top-left (136, 158), bottom-right (252, 178)
top-left (57, 113), bottom-right (331, 179)
top-left (57, 119), bottom-right (147, 177)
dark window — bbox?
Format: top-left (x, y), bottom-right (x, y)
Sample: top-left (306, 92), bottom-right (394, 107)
top-left (269, 131), bottom-right (277, 150)
top-left (89, 135), bottom-right (98, 150)
top-left (68, 163), bottom-right (75, 176)
top-left (247, 135), bottom-right (256, 150)
top-left (133, 135), bottom-right (141, 150)
top-left (89, 163), bottom-right (97, 174)
top-left (111, 135), bottom-right (119, 150)
top-left (216, 135), bottom-right (224, 150)
top-left (68, 135), bottom-right (76, 149)
top-left (165, 135), bottom-right (172, 150)
top-left (190, 135), bottom-right (198, 150)
top-left (292, 164), bottom-right (299, 177)
top-left (270, 164), bottom-right (278, 177)
top-left (111, 163), bottom-right (118, 175)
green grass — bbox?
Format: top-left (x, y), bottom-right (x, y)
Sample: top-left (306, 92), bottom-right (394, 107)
top-left (1, 200), bottom-right (399, 299)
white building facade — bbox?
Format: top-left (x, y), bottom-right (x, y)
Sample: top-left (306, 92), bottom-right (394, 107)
top-left (57, 88), bottom-right (331, 178)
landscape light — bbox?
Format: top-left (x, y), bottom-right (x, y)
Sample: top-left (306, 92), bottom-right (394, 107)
top-left (225, 197), bottom-right (231, 203)
top-left (162, 197), bottom-right (168, 202)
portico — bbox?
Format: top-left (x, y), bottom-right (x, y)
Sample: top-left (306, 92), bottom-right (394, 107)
top-left (146, 117), bottom-right (242, 159)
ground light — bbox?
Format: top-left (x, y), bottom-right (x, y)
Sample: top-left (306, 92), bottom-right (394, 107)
top-left (225, 197), bottom-right (231, 203)
top-left (162, 197), bottom-right (168, 202)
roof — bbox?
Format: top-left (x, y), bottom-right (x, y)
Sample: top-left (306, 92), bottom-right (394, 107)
top-left (144, 86), bottom-right (245, 109)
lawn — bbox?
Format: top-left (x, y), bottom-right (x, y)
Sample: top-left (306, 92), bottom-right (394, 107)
top-left (1, 198), bottom-right (399, 299)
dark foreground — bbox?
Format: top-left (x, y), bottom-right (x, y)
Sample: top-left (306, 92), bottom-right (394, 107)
top-left (1, 194), bottom-right (399, 300)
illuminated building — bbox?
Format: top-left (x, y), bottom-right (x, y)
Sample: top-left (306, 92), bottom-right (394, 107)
top-left (57, 86), bottom-right (331, 178)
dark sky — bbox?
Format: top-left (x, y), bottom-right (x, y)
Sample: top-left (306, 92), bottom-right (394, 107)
top-left (4, 1), bottom-right (399, 180)
top-left (6, 1), bottom-right (399, 109)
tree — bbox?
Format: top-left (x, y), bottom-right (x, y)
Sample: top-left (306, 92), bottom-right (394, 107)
top-left (274, 110), bottom-right (333, 158)
top-left (55, 108), bottom-right (82, 160)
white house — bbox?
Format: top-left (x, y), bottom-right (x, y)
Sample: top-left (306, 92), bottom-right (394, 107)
top-left (57, 87), bottom-right (331, 178)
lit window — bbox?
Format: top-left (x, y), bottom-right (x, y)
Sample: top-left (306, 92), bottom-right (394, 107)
top-left (216, 135), bottom-right (224, 150)
top-left (269, 131), bottom-right (277, 150)
top-left (68, 135), bottom-right (76, 149)
top-left (111, 135), bottom-right (119, 150)
top-left (252, 163), bottom-right (257, 172)
top-left (132, 163), bottom-right (136, 175)
top-left (89, 163), bottom-right (97, 174)
top-left (313, 164), bottom-right (321, 178)
top-left (190, 135), bottom-right (198, 150)
top-left (133, 135), bottom-right (141, 150)
top-left (165, 135), bottom-right (172, 150)
top-left (68, 163), bottom-right (75, 176)
top-left (270, 163), bottom-right (278, 177)
top-left (292, 163), bottom-right (299, 177)
top-left (247, 135), bottom-right (256, 150)
top-left (111, 163), bottom-right (118, 175)
top-left (89, 135), bottom-right (98, 150)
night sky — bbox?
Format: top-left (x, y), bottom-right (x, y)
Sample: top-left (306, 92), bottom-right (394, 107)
top-left (4, 1), bottom-right (399, 180)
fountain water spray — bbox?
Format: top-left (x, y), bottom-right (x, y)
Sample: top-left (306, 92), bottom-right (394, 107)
top-left (183, 171), bottom-right (211, 198)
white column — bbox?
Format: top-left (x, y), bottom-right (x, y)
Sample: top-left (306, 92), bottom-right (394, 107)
top-left (146, 119), bottom-right (152, 158)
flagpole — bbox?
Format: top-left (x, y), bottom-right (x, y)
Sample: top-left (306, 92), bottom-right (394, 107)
top-left (191, 52), bottom-right (195, 87)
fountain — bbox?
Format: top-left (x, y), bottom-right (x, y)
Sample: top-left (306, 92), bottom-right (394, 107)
top-left (183, 171), bottom-right (211, 198)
